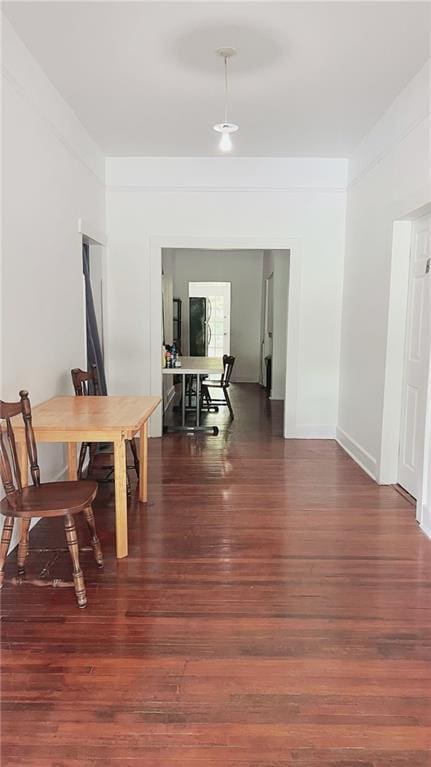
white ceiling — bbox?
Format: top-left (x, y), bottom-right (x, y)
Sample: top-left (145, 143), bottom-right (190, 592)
top-left (3, 1), bottom-right (430, 157)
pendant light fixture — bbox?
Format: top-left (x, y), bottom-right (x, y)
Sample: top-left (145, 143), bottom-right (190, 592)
top-left (213, 47), bottom-right (238, 152)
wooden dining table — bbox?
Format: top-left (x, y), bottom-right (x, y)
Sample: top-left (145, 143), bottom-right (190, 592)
top-left (10, 395), bottom-right (161, 559)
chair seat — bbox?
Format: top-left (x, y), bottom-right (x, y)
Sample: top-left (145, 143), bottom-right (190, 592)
top-left (88, 447), bottom-right (138, 472)
top-left (92, 450), bottom-right (114, 465)
top-left (0, 480), bottom-right (98, 518)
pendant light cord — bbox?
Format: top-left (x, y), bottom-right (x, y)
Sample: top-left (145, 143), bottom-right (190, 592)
top-left (224, 55), bottom-right (228, 124)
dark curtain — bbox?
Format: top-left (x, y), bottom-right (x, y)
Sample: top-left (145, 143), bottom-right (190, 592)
top-left (83, 242), bottom-right (107, 395)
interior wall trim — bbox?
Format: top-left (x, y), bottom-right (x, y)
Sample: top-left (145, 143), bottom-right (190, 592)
top-left (292, 425), bottom-right (336, 439)
top-left (336, 426), bottom-right (378, 481)
top-left (105, 184), bottom-right (347, 195)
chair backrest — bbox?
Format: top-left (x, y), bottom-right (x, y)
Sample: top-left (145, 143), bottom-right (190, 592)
top-left (71, 365), bottom-right (100, 396)
top-left (0, 391), bottom-right (40, 507)
top-left (221, 355), bottom-right (235, 386)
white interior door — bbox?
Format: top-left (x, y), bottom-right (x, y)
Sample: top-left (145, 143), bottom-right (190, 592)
top-left (398, 214), bottom-right (431, 498)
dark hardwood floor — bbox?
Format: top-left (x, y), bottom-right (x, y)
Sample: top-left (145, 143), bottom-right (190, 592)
top-left (1, 384), bottom-right (431, 766)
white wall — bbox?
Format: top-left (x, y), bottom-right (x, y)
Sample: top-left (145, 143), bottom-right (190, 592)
top-left (1, 17), bottom-right (105, 545)
top-left (106, 157), bottom-right (347, 438)
top-left (169, 248), bottom-right (263, 382)
top-left (337, 61), bottom-right (430, 529)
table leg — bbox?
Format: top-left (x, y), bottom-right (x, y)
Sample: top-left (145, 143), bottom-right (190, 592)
top-left (182, 375), bottom-right (186, 427)
top-left (18, 440), bottom-right (28, 488)
top-left (196, 374), bottom-right (201, 427)
top-left (139, 422), bottom-right (148, 503)
top-left (67, 443), bottom-right (78, 481)
top-left (114, 438), bottom-right (128, 559)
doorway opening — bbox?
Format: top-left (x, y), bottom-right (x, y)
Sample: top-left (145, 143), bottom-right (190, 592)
top-left (160, 247), bottom-right (291, 435)
top-left (82, 240), bottom-right (107, 393)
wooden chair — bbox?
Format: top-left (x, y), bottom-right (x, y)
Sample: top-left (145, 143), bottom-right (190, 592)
top-left (0, 390), bottom-right (103, 608)
top-left (201, 355), bottom-right (236, 419)
top-left (71, 366), bottom-right (140, 491)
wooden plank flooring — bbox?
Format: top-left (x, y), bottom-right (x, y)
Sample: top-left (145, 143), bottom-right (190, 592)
top-left (1, 384), bottom-right (431, 766)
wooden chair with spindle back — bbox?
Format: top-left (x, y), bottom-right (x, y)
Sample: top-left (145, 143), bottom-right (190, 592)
top-left (201, 354), bottom-right (236, 419)
top-left (71, 364), bottom-right (100, 480)
top-left (71, 366), bottom-right (140, 491)
top-left (0, 390), bottom-right (103, 608)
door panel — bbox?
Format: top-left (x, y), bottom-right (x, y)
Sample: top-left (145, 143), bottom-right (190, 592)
top-left (399, 215), bottom-right (430, 498)
top-left (409, 278), bottom-right (424, 360)
top-left (402, 384), bottom-right (418, 470)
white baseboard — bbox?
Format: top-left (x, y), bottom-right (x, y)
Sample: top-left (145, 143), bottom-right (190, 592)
top-left (336, 426), bottom-right (378, 481)
top-left (419, 503), bottom-right (431, 539)
top-left (287, 425), bottom-right (336, 439)
top-left (420, 519), bottom-right (431, 539)
top-left (270, 389), bottom-right (285, 401)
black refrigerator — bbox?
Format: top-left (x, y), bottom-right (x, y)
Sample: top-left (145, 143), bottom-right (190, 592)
top-left (189, 296), bottom-right (208, 356)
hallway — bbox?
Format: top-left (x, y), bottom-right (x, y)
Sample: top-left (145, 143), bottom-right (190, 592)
top-left (1, 385), bottom-right (431, 765)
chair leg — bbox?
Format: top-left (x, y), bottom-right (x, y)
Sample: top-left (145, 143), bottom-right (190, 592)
top-left (129, 438), bottom-right (140, 478)
top-left (77, 442), bottom-right (88, 480)
top-left (64, 514), bottom-right (87, 609)
top-left (87, 443), bottom-right (98, 479)
top-left (0, 518), bottom-right (14, 588)
top-left (83, 507), bottom-right (103, 568)
top-left (201, 387), bottom-right (216, 412)
top-left (188, 376), bottom-right (193, 408)
top-left (17, 518), bottom-right (30, 578)
top-left (224, 387), bottom-right (234, 419)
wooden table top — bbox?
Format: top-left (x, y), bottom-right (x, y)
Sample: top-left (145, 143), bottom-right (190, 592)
top-left (10, 395), bottom-right (161, 437)
top-left (162, 356), bottom-right (224, 375)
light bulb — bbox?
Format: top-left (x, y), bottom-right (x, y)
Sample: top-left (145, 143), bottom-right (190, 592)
top-left (220, 131), bottom-right (232, 152)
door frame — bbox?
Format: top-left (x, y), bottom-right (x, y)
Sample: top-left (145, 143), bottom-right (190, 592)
top-left (149, 236), bottom-right (301, 439)
top-left (380, 204), bottom-right (431, 531)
